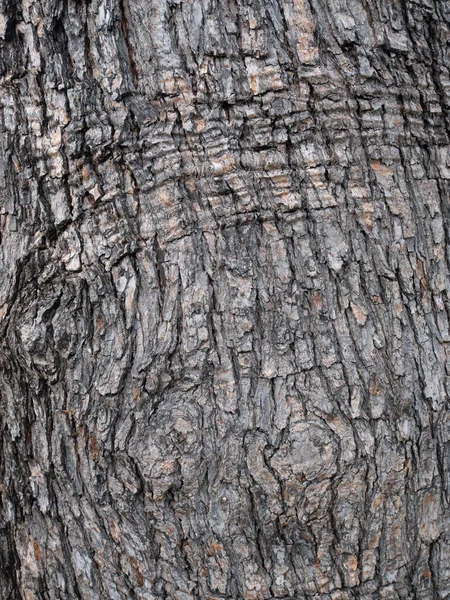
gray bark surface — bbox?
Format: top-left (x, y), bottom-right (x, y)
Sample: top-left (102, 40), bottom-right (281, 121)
top-left (0, 0), bottom-right (449, 598)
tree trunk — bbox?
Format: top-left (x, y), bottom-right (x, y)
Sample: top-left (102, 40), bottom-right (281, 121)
top-left (0, 0), bottom-right (449, 598)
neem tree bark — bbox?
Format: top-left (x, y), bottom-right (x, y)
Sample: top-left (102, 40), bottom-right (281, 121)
top-left (0, 0), bottom-right (449, 598)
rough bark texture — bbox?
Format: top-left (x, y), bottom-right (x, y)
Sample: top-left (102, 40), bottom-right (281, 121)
top-left (0, 0), bottom-right (449, 598)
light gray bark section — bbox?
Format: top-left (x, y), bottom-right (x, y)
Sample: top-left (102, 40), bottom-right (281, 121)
top-left (0, 0), bottom-right (449, 599)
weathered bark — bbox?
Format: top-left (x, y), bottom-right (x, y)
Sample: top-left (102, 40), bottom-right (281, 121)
top-left (0, 0), bottom-right (449, 598)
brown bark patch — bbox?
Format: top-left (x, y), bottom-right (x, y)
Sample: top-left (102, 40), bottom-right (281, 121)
top-left (129, 557), bottom-right (144, 587)
top-left (89, 433), bottom-right (100, 462)
top-left (33, 541), bottom-right (42, 562)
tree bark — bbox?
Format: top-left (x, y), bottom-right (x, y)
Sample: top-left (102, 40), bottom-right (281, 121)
top-left (0, 0), bottom-right (449, 598)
